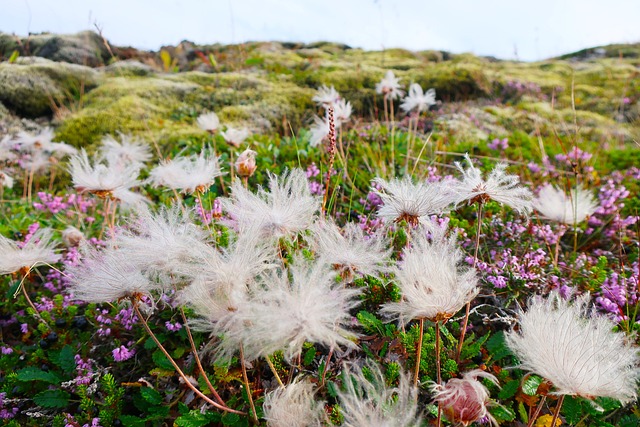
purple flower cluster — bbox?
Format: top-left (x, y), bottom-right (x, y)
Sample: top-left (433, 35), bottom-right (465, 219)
top-left (112, 344), bottom-right (136, 362)
top-left (33, 191), bottom-right (94, 215)
top-left (488, 138), bottom-right (508, 151)
top-left (0, 392), bottom-right (18, 419)
top-left (596, 262), bottom-right (639, 323)
top-left (165, 321), bottom-right (182, 332)
top-left (74, 355), bottom-right (95, 386)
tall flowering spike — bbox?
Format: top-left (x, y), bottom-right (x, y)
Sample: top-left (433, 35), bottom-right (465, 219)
top-left (221, 169), bottom-right (320, 238)
top-left (430, 370), bottom-right (500, 427)
top-left (533, 185), bottom-right (598, 224)
top-left (311, 220), bottom-right (391, 279)
top-left (148, 148), bottom-right (223, 194)
top-left (114, 205), bottom-right (211, 277)
top-left (213, 257), bottom-right (361, 362)
top-left (372, 176), bottom-right (454, 227)
top-left (400, 83), bottom-right (436, 113)
top-left (312, 85), bottom-right (340, 108)
top-left (68, 149), bottom-right (141, 198)
top-left (453, 154), bottom-right (533, 215)
top-left (0, 229), bottom-right (60, 275)
top-left (196, 112), bottom-right (220, 133)
top-left (99, 134), bottom-right (152, 169)
top-left (67, 245), bottom-right (158, 303)
top-left (381, 228), bottom-right (478, 323)
top-left (506, 292), bottom-right (640, 404)
top-left (263, 380), bottom-right (326, 427)
top-left (336, 362), bottom-right (423, 427)
top-left (376, 70), bottom-right (405, 100)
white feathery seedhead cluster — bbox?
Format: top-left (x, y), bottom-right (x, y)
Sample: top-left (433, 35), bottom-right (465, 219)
top-left (66, 245), bottom-right (158, 303)
top-left (221, 169), bottom-right (320, 238)
top-left (312, 85), bottom-right (340, 108)
top-left (373, 176), bottom-right (454, 227)
top-left (309, 115), bottom-right (331, 148)
top-left (99, 134), bottom-right (152, 169)
top-left (213, 257), bottom-right (361, 362)
top-left (114, 205), bottom-right (211, 277)
top-left (68, 149), bottom-right (141, 197)
top-left (0, 170), bottom-right (14, 189)
top-left (311, 220), bottom-right (390, 279)
top-left (506, 292), bottom-right (640, 404)
top-left (148, 149), bottom-right (223, 194)
top-left (533, 185), bottom-right (598, 225)
top-left (381, 229), bottom-right (478, 322)
top-left (15, 128), bottom-right (77, 158)
top-left (400, 83), bottom-right (436, 113)
top-left (221, 127), bottom-right (251, 148)
top-left (376, 70), bottom-right (405, 100)
top-left (196, 112), bottom-right (220, 132)
top-left (430, 370), bottom-right (499, 427)
top-left (336, 362), bottom-right (422, 427)
top-left (453, 154), bottom-right (533, 215)
top-left (0, 229), bottom-right (60, 275)
top-left (334, 98), bottom-right (353, 125)
top-left (263, 380), bottom-right (326, 427)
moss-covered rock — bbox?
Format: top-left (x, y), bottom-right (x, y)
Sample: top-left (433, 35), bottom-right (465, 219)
top-left (0, 63), bottom-right (61, 117)
top-left (104, 60), bottom-right (156, 77)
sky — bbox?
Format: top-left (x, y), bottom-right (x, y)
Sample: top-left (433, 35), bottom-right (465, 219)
top-left (1, 0), bottom-right (640, 61)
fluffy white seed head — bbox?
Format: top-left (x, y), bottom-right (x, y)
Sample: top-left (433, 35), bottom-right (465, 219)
top-left (533, 185), bottom-right (598, 225)
top-left (506, 292), bottom-right (640, 404)
top-left (0, 170), bottom-right (14, 189)
top-left (376, 70), bottom-right (405, 100)
top-left (381, 229), bottom-right (478, 322)
top-left (263, 380), bottom-right (326, 427)
top-left (453, 154), bottom-right (533, 215)
top-left (100, 134), bottom-right (152, 169)
top-left (221, 169), bottom-right (320, 239)
top-left (221, 127), bottom-right (251, 148)
top-left (312, 85), bottom-right (340, 108)
top-left (0, 229), bottom-right (60, 275)
top-left (196, 112), bottom-right (220, 132)
top-left (336, 362), bottom-right (422, 427)
top-left (148, 149), bottom-right (223, 194)
top-left (213, 257), bottom-right (361, 362)
top-left (400, 83), bottom-right (436, 113)
top-left (311, 220), bottom-right (391, 279)
top-left (68, 149), bottom-right (141, 197)
top-left (309, 115), bottom-right (330, 147)
top-left (373, 176), bottom-right (454, 227)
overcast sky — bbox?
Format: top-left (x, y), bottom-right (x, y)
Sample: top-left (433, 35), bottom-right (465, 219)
top-left (2, 0), bottom-right (640, 61)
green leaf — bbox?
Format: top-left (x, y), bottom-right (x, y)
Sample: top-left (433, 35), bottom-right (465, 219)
top-left (485, 331), bottom-right (513, 362)
top-left (562, 395), bottom-right (583, 425)
top-left (303, 346), bottom-right (316, 366)
top-left (33, 389), bottom-right (70, 408)
top-left (144, 337), bottom-right (157, 350)
top-left (357, 310), bottom-right (385, 336)
top-left (522, 375), bottom-right (544, 395)
top-left (152, 350), bottom-right (174, 371)
top-left (16, 367), bottom-right (61, 384)
top-left (51, 345), bottom-right (76, 373)
top-left (221, 412), bottom-right (241, 425)
top-left (119, 415), bottom-right (146, 427)
top-left (8, 50), bottom-right (19, 63)
top-left (489, 403), bottom-right (516, 422)
top-left (498, 379), bottom-right (519, 399)
top-left (140, 387), bottom-right (163, 405)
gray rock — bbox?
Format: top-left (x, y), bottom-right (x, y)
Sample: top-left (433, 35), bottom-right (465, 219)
top-left (104, 60), bottom-right (155, 77)
top-left (0, 64), bottom-right (61, 117)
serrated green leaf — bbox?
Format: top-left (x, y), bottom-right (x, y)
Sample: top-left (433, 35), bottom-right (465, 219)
top-left (221, 412), bottom-right (241, 425)
top-left (140, 387), bottom-right (163, 405)
top-left (152, 350), bottom-right (174, 371)
top-left (522, 375), bottom-right (543, 395)
top-left (357, 310), bottom-right (385, 336)
top-left (16, 367), bottom-right (61, 384)
top-left (326, 381), bottom-right (339, 398)
top-left (562, 395), bottom-right (583, 425)
top-left (489, 403), bottom-right (516, 422)
top-left (485, 331), bottom-right (513, 362)
top-left (144, 337), bottom-right (157, 350)
top-left (119, 415), bottom-right (146, 427)
top-left (303, 346), bottom-right (316, 366)
top-left (33, 389), bottom-right (70, 408)
top-left (51, 345), bottom-right (76, 373)
top-left (498, 379), bottom-right (519, 399)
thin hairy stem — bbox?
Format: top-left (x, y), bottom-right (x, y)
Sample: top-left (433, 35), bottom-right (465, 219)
top-left (456, 202), bottom-right (483, 361)
top-left (320, 347), bottom-right (334, 387)
top-left (551, 395), bottom-right (565, 427)
top-left (131, 300), bottom-right (244, 415)
top-left (18, 275), bottom-right (51, 330)
top-left (239, 345), bottom-right (258, 423)
top-left (266, 355), bottom-right (285, 389)
top-left (413, 317), bottom-right (425, 387)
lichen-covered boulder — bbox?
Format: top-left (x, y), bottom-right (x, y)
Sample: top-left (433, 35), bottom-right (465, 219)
top-left (104, 60), bottom-right (156, 77)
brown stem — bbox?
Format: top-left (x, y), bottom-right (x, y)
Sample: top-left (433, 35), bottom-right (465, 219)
top-left (19, 277), bottom-right (51, 329)
top-left (413, 317), bottom-right (425, 387)
top-left (320, 347), bottom-right (334, 387)
top-left (527, 395), bottom-right (547, 427)
top-left (177, 305), bottom-right (225, 405)
top-left (435, 321), bottom-right (442, 385)
top-left (239, 345), bottom-right (258, 423)
top-left (550, 395), bottom-right (565, 427)
top-left (456, 202), bottom-right (483, 362)
top-left (131, 300), bottom-right (244, 415)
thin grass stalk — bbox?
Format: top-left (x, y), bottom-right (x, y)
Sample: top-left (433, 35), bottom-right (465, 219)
top-left (130, 299), bottom-right (244, 415)
top-left (456, 202), bottom-right (483, 361)
top-left (320, 347), bottom-right (334, 387)
top-left (527, 395), bottom-right (547, 427)
top-left (413, 317), bottom-right (425, 387)
top-left (266, 355), bottom-right (285, 389)
top-left (239, 344), bottom-right (259, 423)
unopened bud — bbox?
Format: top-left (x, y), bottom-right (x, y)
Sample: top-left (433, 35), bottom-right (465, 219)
top-left (234, 149), bottom-right (257, 178)
top-left (62, 226), bottom-right (85, 248)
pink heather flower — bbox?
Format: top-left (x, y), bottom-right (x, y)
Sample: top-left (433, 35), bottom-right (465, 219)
top-left (430, 370), bottom-right (499, 427)
top-left (112, 344), bottom-right (136, 362)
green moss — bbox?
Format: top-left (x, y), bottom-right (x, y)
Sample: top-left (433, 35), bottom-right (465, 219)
top-left (0, 63), bottom-right (62, 117)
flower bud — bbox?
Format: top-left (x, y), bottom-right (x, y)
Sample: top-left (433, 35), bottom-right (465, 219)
top-left (431, 370), bottom-right (498, 426)
top-left (62, 226), bottom-right (85, 248)
top-left (235, 149), bottom-right (257, 178)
